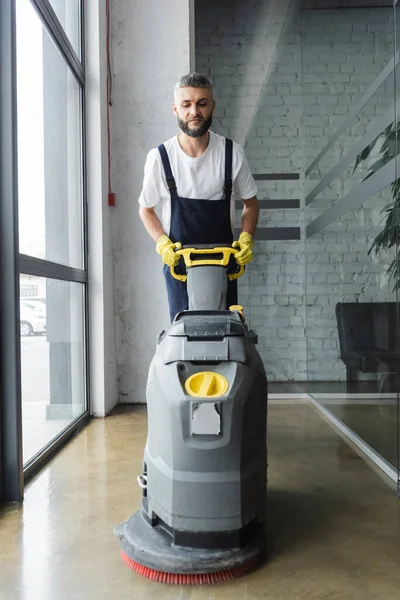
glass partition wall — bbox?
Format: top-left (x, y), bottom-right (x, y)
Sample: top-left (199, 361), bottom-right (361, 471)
top-left (302, 1), bottom-right (400, 487)
top-left (195, 0), bottom-right (399, 491)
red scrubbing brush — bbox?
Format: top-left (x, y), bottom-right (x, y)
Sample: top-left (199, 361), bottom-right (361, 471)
top-left (121, 550), bottom-right (257, 585)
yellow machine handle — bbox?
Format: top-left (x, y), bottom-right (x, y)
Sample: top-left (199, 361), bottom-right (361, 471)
top-left (170, 247), bottom-right (245, 282)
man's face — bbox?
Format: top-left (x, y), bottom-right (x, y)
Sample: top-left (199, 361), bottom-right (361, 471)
top-left (173, 86), bottom-right (215, 138)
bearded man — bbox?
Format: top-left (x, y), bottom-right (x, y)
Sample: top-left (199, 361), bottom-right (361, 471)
top-left (138, 72), bottom-right (259, 322)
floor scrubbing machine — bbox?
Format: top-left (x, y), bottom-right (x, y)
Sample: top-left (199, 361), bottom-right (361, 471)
top-left (114, 245), bottom-right (268, 584)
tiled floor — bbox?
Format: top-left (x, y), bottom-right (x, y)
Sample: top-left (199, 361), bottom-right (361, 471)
top-left (1, 402), bottom-right (400, 600)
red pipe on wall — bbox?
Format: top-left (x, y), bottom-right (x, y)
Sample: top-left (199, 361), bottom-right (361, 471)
top-left (106, 0), bottom-right (115, 207)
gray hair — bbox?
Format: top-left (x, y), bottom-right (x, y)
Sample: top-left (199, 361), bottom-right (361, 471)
top-left (174, 72), bottom-right (213, 93)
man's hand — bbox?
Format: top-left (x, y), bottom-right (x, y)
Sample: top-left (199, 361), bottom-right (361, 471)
top-left (156, 234), bottom-right (182, 267)
top-left (232, 231), bottom-right (254, 265)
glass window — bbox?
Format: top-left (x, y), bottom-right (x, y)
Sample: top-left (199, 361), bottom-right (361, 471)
top-left (16, 0), bottom-right (84, 269)
top-left (48, 0), bottom-right (81, 59)
top-left (20, 276), bottom-right (87, 464)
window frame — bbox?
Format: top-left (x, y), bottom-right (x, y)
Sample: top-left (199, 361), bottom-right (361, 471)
top-left (0, 0), bottom-right (90, 501)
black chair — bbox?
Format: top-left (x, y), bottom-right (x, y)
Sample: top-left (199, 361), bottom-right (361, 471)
top-left (335, 302), bottom-right (400, 392)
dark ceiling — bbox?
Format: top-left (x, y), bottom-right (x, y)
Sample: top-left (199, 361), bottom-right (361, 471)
top-left (302, 0), bottom-right (393, 9)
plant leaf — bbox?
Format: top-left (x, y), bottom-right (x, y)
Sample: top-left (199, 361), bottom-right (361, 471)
top-left (353, 135), bottom-right (381, 173)
top-left (363, 155), bottom-right (392, 180)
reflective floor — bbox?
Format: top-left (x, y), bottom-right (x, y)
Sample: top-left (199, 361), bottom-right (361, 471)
top-left (1, 403), bottom-right (400, 600)
top-left (315, 400), bottom-right (398, 468)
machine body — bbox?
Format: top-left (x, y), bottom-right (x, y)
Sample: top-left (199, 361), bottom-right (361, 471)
top-left (114, 246), bottom-right (268, 583)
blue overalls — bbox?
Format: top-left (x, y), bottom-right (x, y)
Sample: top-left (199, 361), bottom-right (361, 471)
top-left (157, 137), bottom-right (238, 322)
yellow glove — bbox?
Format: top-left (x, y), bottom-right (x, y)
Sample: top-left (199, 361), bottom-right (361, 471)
top-left (232, 231), bottom-right (254, 265)
top-left (156, 234), bottom-right (182, 267)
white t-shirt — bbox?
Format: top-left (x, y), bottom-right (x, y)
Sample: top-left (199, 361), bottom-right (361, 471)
top-left (138, 131), bottom-right (258, 235)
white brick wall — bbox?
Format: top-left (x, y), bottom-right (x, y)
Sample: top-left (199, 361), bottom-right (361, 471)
top-left (111, 1), bottom-right (191, 402)
top-left (195, 2), bottom-right (396, 382)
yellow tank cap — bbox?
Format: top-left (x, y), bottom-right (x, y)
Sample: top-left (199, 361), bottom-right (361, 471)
top-left (185, 372), bottom-right (229, 398)
top-left (229, 304), bottom-right (245, 321)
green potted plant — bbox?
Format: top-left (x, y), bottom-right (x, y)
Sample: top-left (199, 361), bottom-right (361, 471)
top-left (353, 121), bottom-right (400, 290)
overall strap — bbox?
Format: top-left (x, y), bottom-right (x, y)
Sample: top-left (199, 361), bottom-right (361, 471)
top-left (224, 138), bottom-right (233, 201)
top-left (157, 144), bottom-right (177, 193)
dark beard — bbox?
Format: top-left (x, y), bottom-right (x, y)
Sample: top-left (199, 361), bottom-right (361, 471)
top-left (177, 115), bottom-right (212, 138)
